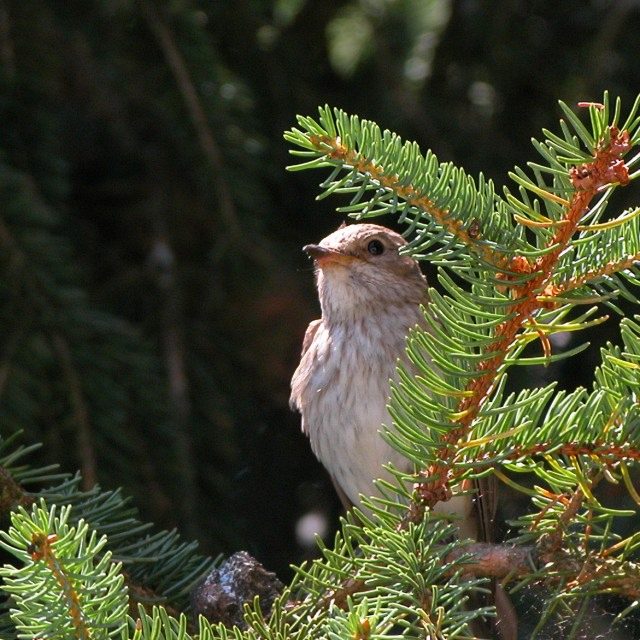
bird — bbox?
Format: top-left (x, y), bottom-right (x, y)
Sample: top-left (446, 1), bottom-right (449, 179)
top-left (290, 222), bottom-right (516, 640)
top-left (289, 222), bottom-right (472, 522)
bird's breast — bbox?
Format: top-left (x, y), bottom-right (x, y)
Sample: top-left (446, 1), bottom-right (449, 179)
top-left (299, 309), bottom-right (421, 505)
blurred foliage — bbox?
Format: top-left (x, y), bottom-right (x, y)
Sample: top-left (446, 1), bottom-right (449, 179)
top-left (1, 0), bottom-right (640, 584)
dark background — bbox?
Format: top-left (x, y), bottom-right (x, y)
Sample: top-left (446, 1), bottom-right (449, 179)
top-left (1, 0), bottom-right (640, 584)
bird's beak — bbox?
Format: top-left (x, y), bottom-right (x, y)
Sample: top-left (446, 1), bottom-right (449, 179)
top-left (303, 244), bottom-right (356, 267)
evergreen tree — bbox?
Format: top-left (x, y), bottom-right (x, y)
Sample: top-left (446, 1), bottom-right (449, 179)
top-left (1, 92), bottom-right (640, 639)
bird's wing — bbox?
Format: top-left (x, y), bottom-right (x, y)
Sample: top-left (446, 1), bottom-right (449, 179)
top-left (300, 318), bottom-right (322, 358)
top-left (331, 475), bottom-right (354, 511)
top-left (289, 319), bottom-right (323, 424)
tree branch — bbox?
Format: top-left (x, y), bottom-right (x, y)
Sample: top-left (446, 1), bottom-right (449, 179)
top-left (445, 542), bottom-right (535, 579)
top-left (138, 0), bottom-right (241, 240)
top-left (314, 135), bottom-right (501, 267)
top-left (409, 126), bottom-right (633, 521)
top-left (541, 252), bottom-right (640, 301)
top-left (316, 539), bottom-right (640, 613)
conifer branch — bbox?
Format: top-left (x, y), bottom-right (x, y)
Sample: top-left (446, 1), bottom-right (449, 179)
top-left (308, 134), bottom-right (509, 270)
top-left (0, 502), bottom-right (128, 638)
top-left (409, 125), bottom-right (634, 520)
top-left (538, 472), bottom-right (600, 554)
top-left (449, 542), bottom-right (640, 602)
top-left (541, 252), bottom-right (640, 301)
top-left (297, 537), bottom-right (640, 616)
top-left (0, 435), bottom-right (215, 618)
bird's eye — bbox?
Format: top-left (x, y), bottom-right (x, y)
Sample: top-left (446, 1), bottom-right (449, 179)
top-left (367, 239), bottom-right (385, 256)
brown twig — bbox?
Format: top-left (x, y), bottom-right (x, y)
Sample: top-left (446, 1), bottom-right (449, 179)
top-left (539, 472), bottom-right (602, 557)
top-left (445, 542), bottom-right (535, 579)
top-left (466, 441), bottom-right (640, 472)
top-left (320, 577), bottom-right (366, 611)
top-left (541, 252), bottom-right (640, 302)
top-left (0, 466), bottom-right (33, 513)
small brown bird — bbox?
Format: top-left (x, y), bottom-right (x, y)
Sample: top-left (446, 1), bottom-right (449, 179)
top-left (290, 222), bottom-right (516, 639)
top-left (290, 223), bottom-right (473, 523)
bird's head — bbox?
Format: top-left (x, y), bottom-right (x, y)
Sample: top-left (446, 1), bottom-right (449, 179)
top-left (303, 223), bottom-right (426, 321)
